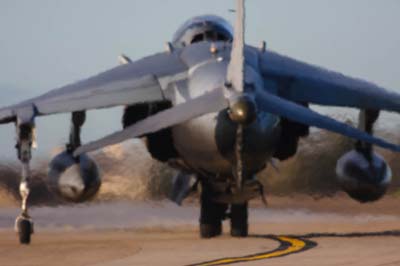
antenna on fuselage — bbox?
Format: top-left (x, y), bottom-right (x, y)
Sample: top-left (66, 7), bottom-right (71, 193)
top-left (226, 0), bottom-right (245, 93)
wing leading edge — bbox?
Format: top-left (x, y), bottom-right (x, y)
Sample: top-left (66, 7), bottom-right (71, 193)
top-left (259, 49), bottom-right (400, 112)
top-left (0, 51), bottom-right (188, 124)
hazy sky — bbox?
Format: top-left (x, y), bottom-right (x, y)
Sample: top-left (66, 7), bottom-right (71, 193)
top-left (0, 0), bottom-right (399, 159)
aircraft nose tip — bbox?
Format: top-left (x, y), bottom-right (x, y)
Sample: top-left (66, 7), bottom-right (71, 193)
top-left (228, 96), bottom-right (257, 125)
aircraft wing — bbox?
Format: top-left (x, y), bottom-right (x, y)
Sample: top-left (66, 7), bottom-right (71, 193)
top-left (0, 51), bottom-right (188, 124)
top-left (258, 48), bottom-right (400, 112)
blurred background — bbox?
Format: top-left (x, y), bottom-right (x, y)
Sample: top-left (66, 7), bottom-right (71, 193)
top-left (0, 0), bottom-right (399, 204)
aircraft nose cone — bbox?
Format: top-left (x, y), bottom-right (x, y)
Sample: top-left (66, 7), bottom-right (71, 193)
top-left (228, 96), bottom-right (257, 125)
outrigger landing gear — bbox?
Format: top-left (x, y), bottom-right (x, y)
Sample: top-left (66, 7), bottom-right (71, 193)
top-left (14, 120), bottom-right (35, 244)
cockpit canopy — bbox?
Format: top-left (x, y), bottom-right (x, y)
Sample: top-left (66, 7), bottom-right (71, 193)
top-left (172, 15), bottom-right (233, 48)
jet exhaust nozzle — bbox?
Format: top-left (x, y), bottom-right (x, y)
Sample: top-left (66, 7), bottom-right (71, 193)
top-left (48, 151), bottom-right (101, 202)
top-left (228, 96), bottom-right (257, 125)
top-left (335, 150), bottom-right (391, 203)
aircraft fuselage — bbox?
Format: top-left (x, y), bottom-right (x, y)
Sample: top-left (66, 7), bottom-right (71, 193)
top-left (170, 48), bottom-right (280, 178)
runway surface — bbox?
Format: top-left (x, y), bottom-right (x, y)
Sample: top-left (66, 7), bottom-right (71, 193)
top-left (0, 197), bottom-right (400, 266)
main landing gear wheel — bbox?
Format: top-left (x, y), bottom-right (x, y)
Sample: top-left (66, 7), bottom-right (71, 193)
top-left (199, 188), bottom-right (228, 238)
top-left (230, 202), bottom-right (248, 237)
top-left (15, 215), bottom-right (33, 245)
top-left (200, 223), bottom-right (222, 238)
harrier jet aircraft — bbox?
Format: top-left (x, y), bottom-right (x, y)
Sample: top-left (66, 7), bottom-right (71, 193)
top-left (1, 0), bottom-right (399, 244)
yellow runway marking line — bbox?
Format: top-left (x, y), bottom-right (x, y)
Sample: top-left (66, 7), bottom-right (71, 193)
top-left (189, 235), bottom-right (316, 266)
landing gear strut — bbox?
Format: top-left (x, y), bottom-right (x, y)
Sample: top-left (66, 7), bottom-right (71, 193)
top-left (356, 109), bottom-right (379, 158)
top-left (14, 122), bottom-right (35, 244)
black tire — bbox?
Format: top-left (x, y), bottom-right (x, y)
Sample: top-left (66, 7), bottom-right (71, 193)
top-left (18, 219), bottom-right (32, 244)
top-left (199, 185), bottom-right (227, 238)
top-left (230, 202), bottom-right (248, 237)
top-left (200, 223), bottom-right (222, 238)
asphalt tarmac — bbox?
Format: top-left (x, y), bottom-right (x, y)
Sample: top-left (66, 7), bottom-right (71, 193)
top-left (0, 197), bottom-right (399, 266)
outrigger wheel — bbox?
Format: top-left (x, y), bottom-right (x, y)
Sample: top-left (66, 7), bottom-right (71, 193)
top-left (15, 214), bottom-right (34, 245)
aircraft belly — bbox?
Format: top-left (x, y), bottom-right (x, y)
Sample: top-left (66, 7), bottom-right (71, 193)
top-left (172, 113), bottom-right (232, 175)
top-left (171, 109), bottom-right (280, 177)
top-left (215, 110), bottom-right (280, 174)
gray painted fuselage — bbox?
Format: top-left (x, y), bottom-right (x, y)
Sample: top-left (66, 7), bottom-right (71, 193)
top-left (169, 43), bottom-right (280, 178)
